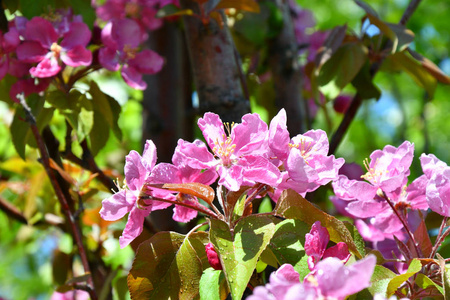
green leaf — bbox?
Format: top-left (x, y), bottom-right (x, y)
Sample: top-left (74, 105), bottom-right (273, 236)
top-left (199, 268), bottom-right (229, 300)
top-left (46, 90), bottom-right (71, 110)
top-left (89, 81), bottom-right (114, 127)
top-left (52, 250), bottom-right (71, 286)
top-left (258, 197), bottom-right (273, 214)
top-left (437, 253), bottom-right (450, 299)
top-left (266, 219), bottom-right (310, 279)
top-left (343, 221), bottom-right (366, 258)
top-left (67, 0), bottom-right (96, 29)
top-left (351, 62), bottom-right (381, 100)
top-left (128, 231), bottom-right (208, 300)
top-left (367, 265), bottom-right (397, 297)
top-left (106, 93), bottom-right (122, 140)
top-left (19, 0), bottom-right (56, 19)
top-left (415, 273), bottom-right (444, 295)
top-left (386, 51), bottom-right (437, 99)
top-left (318, 42), bottom-right (368, 98)
top-left (0, 74), bottom-right (18, 105)
top-left (89, 110), bottom-right (110, 156)
top-left (314, 25), bottom-right (347, 70)
top-left (231, 191), bottom-right (247, 222)
top-left (386, 258), bottom-right (422, 296)
top-left (274, 189), bottom-right (363, 259)
top-left (156, 4), bottom-right (193, 18)
top-left (10, 94), bottom-right (45, 159)
top-left (209, 215), bottom-right (276, 300)
top-left (356, 0), bottom-right (414, 52)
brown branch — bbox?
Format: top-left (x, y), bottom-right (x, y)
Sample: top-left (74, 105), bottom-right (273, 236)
top-left (0, 195), bottom-right (28, 225)
top-left (329, 0), bottom-right (423, 155)
top-left (17, 94), bottom-right (97, 300)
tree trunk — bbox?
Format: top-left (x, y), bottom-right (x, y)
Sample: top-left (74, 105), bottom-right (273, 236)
top-left (268, 0), bottom-right (306, 134)
top-left (180, 0), bottom-right (250, 122)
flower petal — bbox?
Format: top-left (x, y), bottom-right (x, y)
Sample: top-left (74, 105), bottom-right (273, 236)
top-left (61, 45), bottom-right (92, 67)
top-left (60, 22), bottom-right (92, 49)
top-left (24, 17), bottom-right (58, 48)
top-left (119, 207), bottom-right (149, 248)
top-left (121, 65), bottom-right (146, 89)
top-left (99, 190), bottom-right (134, 221)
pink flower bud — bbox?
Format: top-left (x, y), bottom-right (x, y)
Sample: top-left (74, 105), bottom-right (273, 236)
top-left (333, 94), bottom-right (353, 114)
top-left (205, 243), bottom-right (222, 270)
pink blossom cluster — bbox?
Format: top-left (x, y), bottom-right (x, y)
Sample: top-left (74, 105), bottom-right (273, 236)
top-left (1, 7), bottom-right (165, 101)
top-left (249, 221), bottom-right (376, 300)
top-left (331, 141), bottom-right (450, 265)
top-left (100, 110), bottom-right (344, 247)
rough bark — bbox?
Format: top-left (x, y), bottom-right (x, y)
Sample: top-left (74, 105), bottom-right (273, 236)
top-left (268, 0), bottom-right (306, 134)
top-left (180, 0), bottom-right (250, 122)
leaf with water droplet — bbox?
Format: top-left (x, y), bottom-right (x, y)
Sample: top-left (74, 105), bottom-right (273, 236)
top-left (209, 215), bottom-right (276, 300)
top-left (128, 231), bottom-right (208, 300)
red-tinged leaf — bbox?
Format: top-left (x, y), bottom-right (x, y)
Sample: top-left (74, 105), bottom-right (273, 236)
top-left (49, 158), bottom-right (77, 186)
top-left (161, 183), bottom-right (215, 205)
top-left (274, 189), bottom-right (363, 259)
top-left (128, 231), bottom-right (209, 300)
top-left (215, 0), bottom-right (260, 13)
top-left (393, 235), bottom-right (414, 261)
top-left (408, 49), bottom-right (450, 84)
top-left (411, 219), bottom-right (433, 257)
top-left (314, 25), bottom-right (347, 70)
top-left (82, 207), bottom-right (117, 233)
top-left (415, 273), bottom-right (444, 296)
top-left (416, 258), bottom-right (439, 267)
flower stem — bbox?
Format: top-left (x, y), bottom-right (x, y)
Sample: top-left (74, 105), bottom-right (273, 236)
top-left (429, 217), bottom-right (450, 259)
top-left (382, 191), bottom-right (421, 258)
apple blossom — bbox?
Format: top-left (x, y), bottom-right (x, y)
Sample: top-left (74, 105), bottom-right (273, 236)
top-left (99, 140), bottom-right (172, 248)
top-left (99, 18), bottom-right (164, 89)
top-left (16, 16), bottom-right (92, 78)
top-left (178, 112), bottom-right (281, 191)
top-left (305, 221), bottom-right (350, 270)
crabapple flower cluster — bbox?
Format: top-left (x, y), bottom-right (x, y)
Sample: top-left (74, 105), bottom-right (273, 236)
top-left (1, 5), bottom-right (166, 101)
top-left (100, 109), bottom-right (344, 247)
top-left (247, 221), bottom-right (374, 300)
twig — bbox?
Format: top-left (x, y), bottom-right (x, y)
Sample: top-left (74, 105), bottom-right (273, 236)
top-left (17, 94), bottom-right (97, 300)
top-left (381, 191), bottom-right (421, 258)
top-left (0, 195), bottom-right (28, 225)
top-left (328, 0), bottom-right (423, 155)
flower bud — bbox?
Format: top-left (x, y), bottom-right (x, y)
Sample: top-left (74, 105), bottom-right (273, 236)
top-left (205, 243), bottom-right (222, 270)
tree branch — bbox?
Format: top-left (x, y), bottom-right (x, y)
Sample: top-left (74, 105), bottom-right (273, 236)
top-left (17, 94), bottom-right (97, 300)
top-left (0, 195), bottom-right (28, 225)
top-left (329, 0), bottom-right (423, 155)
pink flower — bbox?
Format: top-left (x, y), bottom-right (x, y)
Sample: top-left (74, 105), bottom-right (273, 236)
top-left (205, 243), bottom-right (222, 270)
top-left (50, 290), bottom-right (89, 300)
top-left (313, 255), bottom-right (376, 299)
top-left (268, 109), bottom-right (344, 197)
top-left (16, 17), bottom-right (92, 78)
top-left (99, 140), bottom-right (172, 248)
top-left (420, 154), bottom-right (450, 216)
top-left (177, 112), bottom-right (280, 191)
top-left (248, 255), bottom-right (376, 300)
top-left (99, 18), bottom-right (164, 89)
top-left (0, 27), bottom-right (20, 80)
top-left (150, 139), bottom-right (218, 222)
top-left (305, 221), bottom-right (350, 270)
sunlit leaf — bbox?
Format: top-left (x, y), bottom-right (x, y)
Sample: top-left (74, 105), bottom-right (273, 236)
top-left (199, 268), bottom-right (229, 300)
top-left (367, 265), bottom-right (397, 297)
top-left (386, 259), bottom-right (422, 296)
top-left (128, 231), bottom-right (208, 300)
top-left (156, 4), bottom-right (193, 18)
top-left (265, 218), bottom-right (310, 279)
top-left (415, 273), bottom-right (444, 295)
top-left (274, 189), bottom-right (363, 258)
top-left (209, 215), bottom-right (276, 299)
